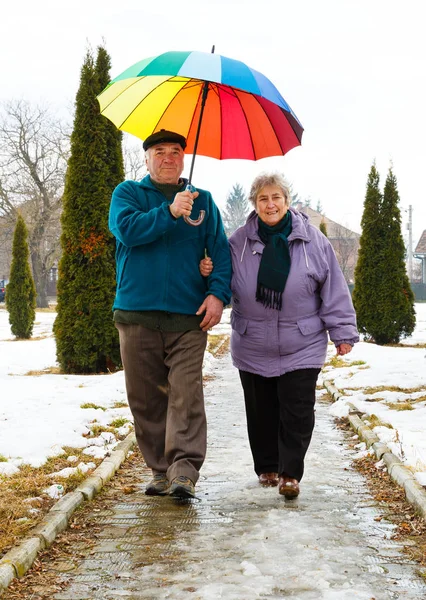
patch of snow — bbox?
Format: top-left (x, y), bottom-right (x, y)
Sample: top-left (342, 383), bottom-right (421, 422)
top-left (43, 484), bottom-right (64, 499)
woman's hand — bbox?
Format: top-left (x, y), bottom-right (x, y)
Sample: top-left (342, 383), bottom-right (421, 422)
top-left (199, 256), bottom-right (213, 277)
top-left (336, 343), bottom-right (352, 356)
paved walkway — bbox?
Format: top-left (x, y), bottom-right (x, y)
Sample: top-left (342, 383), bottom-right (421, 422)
top-left (47, 352), bottom-right (426, 599)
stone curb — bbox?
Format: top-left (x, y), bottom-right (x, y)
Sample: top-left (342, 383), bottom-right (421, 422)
top-left (0, 432), bottom-right (136, 596)
top-left (324, 380), bottom-right (426, 521)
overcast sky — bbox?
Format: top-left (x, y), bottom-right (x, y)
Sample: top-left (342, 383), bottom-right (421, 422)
top-left (2, 0), bottom-right (425, 246)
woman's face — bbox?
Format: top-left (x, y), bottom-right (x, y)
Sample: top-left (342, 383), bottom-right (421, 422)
top-left (255, 185), bottom-right (288, 226)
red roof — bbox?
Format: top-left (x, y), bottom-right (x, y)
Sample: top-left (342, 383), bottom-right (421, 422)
top-left (414, 230), bottom-right (426, 254)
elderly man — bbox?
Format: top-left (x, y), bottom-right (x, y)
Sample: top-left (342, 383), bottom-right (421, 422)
top-left (109, 130), bottom-right (231, 498)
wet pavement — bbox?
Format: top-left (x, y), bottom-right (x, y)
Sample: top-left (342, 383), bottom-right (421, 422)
top-left (48, 351), bottom-right (426, 599)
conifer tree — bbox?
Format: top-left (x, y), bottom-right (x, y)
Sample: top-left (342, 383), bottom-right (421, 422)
top-left (94, 45), bottom-right (124, 360)
top-left (353, 164), bottom-right (416, 344)
top-left (6, 214), bottom-right (36, 339)
top-left (319, 219), bottom-right (328, 237)
top-left (96, 46), bottom-right (125, 189)
top-left (54, 48), bottom-right (122, 373)
top-left (352, 163), bottom-right (384, 340)
top-left (222, 183), bottom-right (249, 236)
top-left (374, 168), bottom-right (415, 343)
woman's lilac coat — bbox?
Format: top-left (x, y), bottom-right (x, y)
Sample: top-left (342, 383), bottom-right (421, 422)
top-left (229, 207), bottom-right (359, 377)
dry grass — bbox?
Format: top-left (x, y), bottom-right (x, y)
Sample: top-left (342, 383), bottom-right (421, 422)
top-left (0, 449), bottom-right (103, 558)
top-left (87, 423), bottom-right (115, 437)
top-left (109, 417), bottom-right (129, 428)
top-left (207, 333), bottom-right (229, 356)
top-left (387, 401), bottom-right (415, 411)
top-left (20, 366), bottom-right (61, 376)
top-left (353, 451), bottom-right (426, 569)
top-left (364, 396), bottom-right (385, 402)
top-left (334, 418), bottom-right (426, 573)
top-left (319, 390), bottom-right (334, 402)
top-left (80, 402), bottom-right (106, 411)
top-left (214, 335), bottom-right (230, 357)
top-left (0, 404), bottom-right (134, 560)
top-left (367, 385), bottom-right (426, 394)
top-left (0, 452), bottom-right (144, 599)
top-left (112, 400), bottom-right (128, 409)
top-left (324, 356), bottom-right (366, 369)
top-left (324, 356), bottom-right (348, 368)
top-left (386, 395), bottom-right (426, 411)
top-left (344, 385), bottom-right (426, 394)
top-left (365, 414), bottom-right (394, 429)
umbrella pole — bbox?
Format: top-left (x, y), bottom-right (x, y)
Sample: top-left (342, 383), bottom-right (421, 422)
top-left (187, 45), bottom-right (215, 186)
top-left (187, 81), bottom-right (209, 186)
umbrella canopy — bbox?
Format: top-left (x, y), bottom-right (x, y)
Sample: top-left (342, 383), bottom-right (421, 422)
top-left (97, 50), bottom-right (303, 166)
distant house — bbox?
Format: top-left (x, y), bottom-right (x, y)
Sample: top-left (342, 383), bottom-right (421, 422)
top-left (294, 204), bottom-right (360, 283)
top-left (414, 230), bottom-right (426, 284)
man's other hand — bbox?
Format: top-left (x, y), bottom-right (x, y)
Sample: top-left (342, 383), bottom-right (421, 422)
top-left (196, 294), bottom-right (224, 331)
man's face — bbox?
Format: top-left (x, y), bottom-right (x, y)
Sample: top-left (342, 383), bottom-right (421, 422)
top-left (145, 143), bottom-right (185, 184)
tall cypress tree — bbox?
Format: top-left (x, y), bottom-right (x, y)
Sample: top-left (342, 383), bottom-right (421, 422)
top-left (54, 49), bottom-right (121, 373)
top-left (222, 183), bottom-right (249, 236)
top-left (95, 45), bottom-right (125, 189)
top-left (353, 164), bottom-right (416, 344)
top-left (94, 45), bottom-right (125, 363)
top-left (375, 168), bottom-right (415, 343)
top-left (352, 163), bottom-right (384, 340)
top-left (6, 214), bottom-right (36, 339)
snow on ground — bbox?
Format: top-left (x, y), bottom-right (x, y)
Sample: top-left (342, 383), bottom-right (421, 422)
top-left (1, 304), bottom-right (426, 488)
top-left (0, 309), bottom-right (131, 475)
top-left (324, 302), bottom-right (426, 486)
top-left (0, 306), bottom-right (222, 478)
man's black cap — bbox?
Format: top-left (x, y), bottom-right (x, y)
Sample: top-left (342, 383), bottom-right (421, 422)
top-left (143, 129), bottom-right (187, 152)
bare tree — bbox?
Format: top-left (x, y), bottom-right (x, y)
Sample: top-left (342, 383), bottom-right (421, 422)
top-left (329, 222), bottom-right (360, 283)
top-left (0, 178), bottom-right (14, 277)
top-left (123, 137), bottom-right (147, 181)
top-left (0, 100), bottom-right (70, 306)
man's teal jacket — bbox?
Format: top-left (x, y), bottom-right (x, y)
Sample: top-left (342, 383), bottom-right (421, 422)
top-left (109, 175), bottom-right (232, 314)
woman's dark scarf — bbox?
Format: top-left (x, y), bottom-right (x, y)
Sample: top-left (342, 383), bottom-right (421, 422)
top-left (256, 211), bottom-right (292, 310)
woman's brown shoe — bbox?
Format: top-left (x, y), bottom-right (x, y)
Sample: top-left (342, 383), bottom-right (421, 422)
top-left (278, 476), bottom-right (300, 498)
top-left (258, 472), bottom-right (279, 487)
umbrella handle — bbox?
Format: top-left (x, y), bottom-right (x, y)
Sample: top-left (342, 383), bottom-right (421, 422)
top-left (183, 184), bottom-right (205, 226)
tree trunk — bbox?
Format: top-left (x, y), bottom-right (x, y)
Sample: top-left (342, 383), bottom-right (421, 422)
top-left (31, 250), bottom-right (49, 308)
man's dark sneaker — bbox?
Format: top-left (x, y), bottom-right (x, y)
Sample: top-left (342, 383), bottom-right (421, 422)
top-left (145, 473), bottom-right (169, 496)
top-left (169, 476), bottom-right (195, 498)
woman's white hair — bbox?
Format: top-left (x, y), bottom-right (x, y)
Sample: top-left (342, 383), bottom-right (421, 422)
top-left (248, 172), bottom-right (291, 207)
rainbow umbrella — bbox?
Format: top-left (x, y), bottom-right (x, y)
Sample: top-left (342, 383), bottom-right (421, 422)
top-left (97, 48), bottom-right (303, 184)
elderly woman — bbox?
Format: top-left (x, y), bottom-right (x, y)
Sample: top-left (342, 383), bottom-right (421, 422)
top-left (201, 172), bottom-right (359, 498)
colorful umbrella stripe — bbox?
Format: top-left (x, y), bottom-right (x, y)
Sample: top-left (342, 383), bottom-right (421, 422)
top-left (98, 51), bottom-right (303, 161)
top-left (112, 51), bottom-right (291, 111)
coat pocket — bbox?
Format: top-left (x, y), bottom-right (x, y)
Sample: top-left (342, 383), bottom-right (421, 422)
top-left (231, 311), bottom-right (249, 335)
top-left (296, 314), bottom-right (325, 336)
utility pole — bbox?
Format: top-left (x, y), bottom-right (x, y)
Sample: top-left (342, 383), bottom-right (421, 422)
top-left (408, 204), bottom-right (413, 282)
